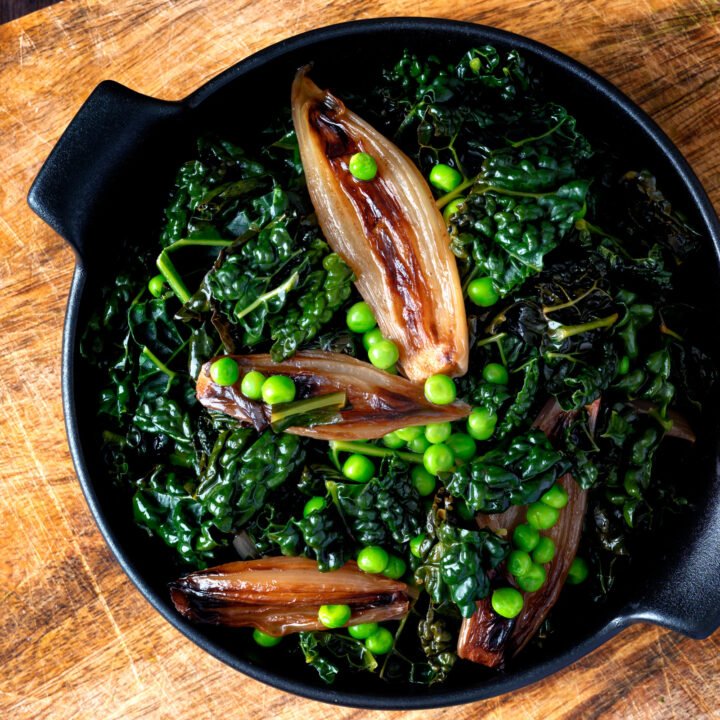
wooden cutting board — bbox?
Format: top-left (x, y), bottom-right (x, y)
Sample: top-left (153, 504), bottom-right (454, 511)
top-left (1, 1), bottom-right (719, 718)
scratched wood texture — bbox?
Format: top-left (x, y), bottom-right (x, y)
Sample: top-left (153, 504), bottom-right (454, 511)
top-left (1, 0), bottom-right (719, 718)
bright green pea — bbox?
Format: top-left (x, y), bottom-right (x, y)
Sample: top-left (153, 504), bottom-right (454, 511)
top-left (261, 375), bottom-right (296, 404)
top-left (424, 374), bottom-right (457, 405)
top-left (516, 563), bottom-right (546, 592)
top-left (148, 274), bottom-right (165, 297)
top-left (382, 555), bottom-right (407, 579)
top-left (318, 604), bottom-right (352, 628)
top-left (210, 357), bottom-right (240, 386)
top-left (442, 197), bottom-right (464, 224)
top-left (253, 629), bottom-right (282, 647)
top-left (532, 536), bottom-right (556, 564)
top-left (467, 277), bottom-right (499, 307)
top-left (429, 163), bottom-right (462, 192)
top-left (346, 301), bottom-right (376, 333)
top-left (425, 422), bottom-right (452, 444)
top-left (410, 533), bottom-right (426, 558)
top-left (396, 426), bottom-right (424, 442)
top-left (348, 622), bottom-right (379, 640)
top-left (507, 549), bottom-right (533, 577)
top-left (368, 339), bottom-right (399, 370)
top-left (423, 443), bottom-right (454, 475)
top-left (446, 432), bottom-right (477, 461)
top-left (342, 454), bottom-right (375, 483)
top-left (467, 407), bottom-right (497, 440)
top-left (411, 465), bottom-right (436, 497)
top-left (382, 431), bottom-right (405, 449)
top-left (491, 587), bottom-right (524, 618)
top-left (567, 557), bottom-right (589, 584)
top-left (541, 483), bottom-right (569, 509)
top-left (362, 327), bottom-right (384, 350)
top-left (303, 496), bottom-right (326, 517)
top-left (348, 152), bottom-right (378, 181)
top-left (357, 546), bottom-right (389, 574)
top-left (527, 502), bottom-right (560, 530)
top-left (407, 435), bottom-right (431, 454)
top-left (482, 363), bottom-right (509, 385)
top-left (365, 627), bottom-right (393, 654)
top-left (240, 370), bottom-right (265, 400)
top-left (513, 523), bottom-right (540, 552)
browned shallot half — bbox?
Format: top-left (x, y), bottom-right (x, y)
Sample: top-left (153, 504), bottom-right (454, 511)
top-left (291, 67), bottom-right (468, 383)
top-left (169, 556), bottom-right (409, 636)
top-left (457, 398), bottom-right (601, 667)
top-left (195, 350), bottom-right (471, 440)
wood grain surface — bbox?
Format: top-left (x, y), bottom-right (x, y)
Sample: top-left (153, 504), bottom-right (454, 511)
top-left (1, 1), bottom-right (719, 718)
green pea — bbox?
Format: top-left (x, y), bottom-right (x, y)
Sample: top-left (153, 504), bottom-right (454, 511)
top-left (532, 536), bottom-right (556, 564)
top-left (362, 327), bottom-right (384, 350)
top-left (303, 496), bottom-right (326, 517)
top-left (318, 604), bottom-right (352, 628)
top-left (507, 549), bottom-right (533, 577)
top-left (516, 563), bottom-right (546, 592)
top-left (445, 432), bottom-right (477, 461)
top-left (410, 533), bottom-right (426, 558)
top-left (261, 375), bottom-right (296, 404)
top-left (429, 163), bottom-right (462, 192)
top-left (348, 622), bottom-right (379, 640)
top-left (148, 274), bottom-right (166, 297)
top-left (467, 407), bottom-right (497, 440)
top-left (382, 555), bottom-right (407, 579)
top-left (467, 277), bottom-right (499, 307)
top-left (407, 435), bottom-right (430, 453)
top-left (567, 557), bottom-right (589, 584)
top-left (368, 339), bottom-right (399, 370)
top-left (357, 546), bottom-right (389, 574)
top-left (491, 587), bottom-right (524, 618)
top-left (210, 357), bottom-right (240, 386)
top-left (424, 374), bottom-right (457, 405)
top-left (342, 454), bottom-right (375, 483)
top-left (423, 443), bottom-right (454, 475)
top-left (253, 629), bottom-right (282, 647)
top-left (527, 502), bottom-right (559, 530)
top-left (348, 152), bottom-right (378, 181)
top-left (411, 465), bottom-right (436, 497)
top-left (346, 301), bottom-right (376, 333)
top-left (618, 355), bottom-right (630, 375)
top-left (442, 197), bottom-right (464, 224)
top-left (382, 431), bottom-right (405, 449)
top-left (540, 483), bottom-right (569, 509)
top-left (240, 370), bottom-right (265, 400)
top-left (396, 426), bottom-right (424, 442)
top-left (425, 422), bottom-right (452, 444)
top-left (513, 523), bottom-right (540, 552)
top-left (365, 627), bottom-right (393, 654)
top-left (482, 363), bottom-right (509, 385)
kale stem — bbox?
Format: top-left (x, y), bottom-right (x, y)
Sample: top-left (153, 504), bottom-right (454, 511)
top-left (549, 313), bottom-right (619, 341)
top-left (543, 280), bottom-right (599, 314)
top-left (167, 238), bottom-right (234, 250)
top-left (328, 440), bottom-right (424, 464)
top-left (270, 391), bottom-right (347, 424)
top-left (435, 177), bottom-right (476, 209)
top-left (156, 250), bottom-right (191, 304)
top-left (476, 332), bottom-right (507, 348)
top-left (234, 271), bottom-right (299, 321)
top-left (436, 179), bottom-right (553, 210)
top-left (102, 430), bottom-right (127, 445)
top-left (141, 346), bottom-right (176, 380)
top-left (504, 115), bottom-right (567, 148)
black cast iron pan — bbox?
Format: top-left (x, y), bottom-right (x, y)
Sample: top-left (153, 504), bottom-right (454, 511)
top-left (27, 17), bottom-right (720, 710)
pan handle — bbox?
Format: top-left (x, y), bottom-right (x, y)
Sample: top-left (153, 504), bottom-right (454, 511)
top-left (27, 81), bottom-right (187, 265)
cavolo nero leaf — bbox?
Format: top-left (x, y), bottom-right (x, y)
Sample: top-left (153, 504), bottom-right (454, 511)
top-left (298, 631), bottom-right (378, 684)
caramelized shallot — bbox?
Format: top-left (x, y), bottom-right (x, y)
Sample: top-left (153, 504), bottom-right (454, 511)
top-left (291, 67), bottom-right (468, 382)
top-left (196, 350), bottom-right (470, 440)
top-left (170, 556), bottom-right (409, 636)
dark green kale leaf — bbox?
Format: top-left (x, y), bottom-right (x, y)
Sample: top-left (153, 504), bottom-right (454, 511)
top-left (447, 428), bottom-right (569, 514)
top-left (414, 495), bottom-right (509, 618)
top-left (418, 603), bottom-right (457, 684)
top-left (298, 631), bottom-right (377, 684)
